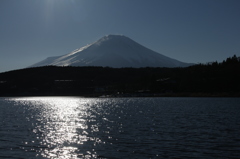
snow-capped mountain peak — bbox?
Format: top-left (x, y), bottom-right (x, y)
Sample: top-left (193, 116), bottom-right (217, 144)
top-left (30, 35), bottom-right (193, 68)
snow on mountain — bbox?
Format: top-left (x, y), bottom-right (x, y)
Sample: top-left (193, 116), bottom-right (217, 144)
top-left (30, 35), bottom-right (193, 68)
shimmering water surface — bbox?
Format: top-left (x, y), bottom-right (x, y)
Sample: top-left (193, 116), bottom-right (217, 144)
top-left (0, 97), bottom-right (240, 158)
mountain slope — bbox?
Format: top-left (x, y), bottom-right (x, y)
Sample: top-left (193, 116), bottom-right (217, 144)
top-left (30, 35), bottom-right (193, 68)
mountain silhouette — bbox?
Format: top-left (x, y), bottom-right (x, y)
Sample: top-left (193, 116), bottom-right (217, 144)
top-left (30, 35), bottom-right (193, 68)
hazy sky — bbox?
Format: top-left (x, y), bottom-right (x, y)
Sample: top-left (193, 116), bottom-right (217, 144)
top-left (1, 0), bottom-right (240, 72)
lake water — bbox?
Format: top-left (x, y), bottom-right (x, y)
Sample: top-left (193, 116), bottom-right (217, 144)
top-left (0, 97), bottom-right (240, 158)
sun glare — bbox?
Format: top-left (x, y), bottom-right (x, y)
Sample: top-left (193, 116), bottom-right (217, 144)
top-left (10, 97), bottom-right (100, 158)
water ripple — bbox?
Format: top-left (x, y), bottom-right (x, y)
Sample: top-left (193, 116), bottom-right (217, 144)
top-left (0, 97), bottom-right (240, 158)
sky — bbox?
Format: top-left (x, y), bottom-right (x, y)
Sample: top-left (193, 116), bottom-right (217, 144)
top-left (0, 0), bottom-right (240, 72)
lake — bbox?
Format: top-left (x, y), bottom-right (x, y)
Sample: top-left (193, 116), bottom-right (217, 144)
top-left (0, 97), bottom-right (240, 158)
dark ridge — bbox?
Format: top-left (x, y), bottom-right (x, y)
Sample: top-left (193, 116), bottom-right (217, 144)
top-left (0, 55), bottom-right (240, 97)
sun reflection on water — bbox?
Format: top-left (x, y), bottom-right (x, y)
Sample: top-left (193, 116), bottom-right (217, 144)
top-left (11, 97), bottom-right (101, 158)
top-left (3, 97), bottom-right (240, 158)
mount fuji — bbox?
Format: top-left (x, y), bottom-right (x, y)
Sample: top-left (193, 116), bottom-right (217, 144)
top-left (30, 35), bottom-right (193, 68)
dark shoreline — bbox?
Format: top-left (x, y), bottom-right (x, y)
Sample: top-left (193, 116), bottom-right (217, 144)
top-left (1, 92), bottom-right (240, 98)
top-left (1, 55), bottom-right (240, 97)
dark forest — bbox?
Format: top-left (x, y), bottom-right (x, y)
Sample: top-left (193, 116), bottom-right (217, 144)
top-left (0, 55), bottom-right (239, 97)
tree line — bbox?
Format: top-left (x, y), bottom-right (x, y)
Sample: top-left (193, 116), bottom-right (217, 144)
top-left (0, 55), bottom-right (239, 97)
